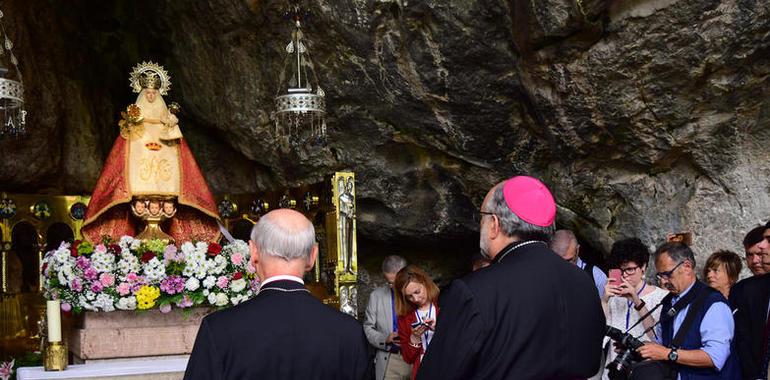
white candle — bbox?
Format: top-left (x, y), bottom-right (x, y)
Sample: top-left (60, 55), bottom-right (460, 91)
top-left (46, 300), bottom-right (62, 342)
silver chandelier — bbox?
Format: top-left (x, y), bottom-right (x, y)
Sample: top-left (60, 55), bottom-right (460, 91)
top-left (0, 9), bottom-right (26, 139)
top-left (273, 5), bottom-right (326, 145)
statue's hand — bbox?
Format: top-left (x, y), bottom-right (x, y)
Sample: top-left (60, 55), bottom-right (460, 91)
top-left (164, 114), bottom-right (179, 127)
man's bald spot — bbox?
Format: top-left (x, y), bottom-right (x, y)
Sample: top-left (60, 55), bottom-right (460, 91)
top-left (551, 230), bottom-right (577, 259)
top-left (263, 208), bottom-right (312, 232)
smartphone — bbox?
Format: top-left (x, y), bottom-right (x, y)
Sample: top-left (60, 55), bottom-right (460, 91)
top-left (410, 321), bottom-right (428, 329)
top-left (668, 232), bottom-right (693, 246)
top-left (609, 269), bottom-right (622, 284)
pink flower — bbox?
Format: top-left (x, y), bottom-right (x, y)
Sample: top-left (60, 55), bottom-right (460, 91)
top-left (95, 244), bottom-right (107, 255)
top-left (84, 267), bottom-right (98, 280)
top-left (0, 359), bottom-right (14, 380)
top-left (71, 278), bottom-right (83, 292)
top-left (163, 245), bottom-right (183, 264)
top-left (176, 295), bottom-right (193, 308)
top-left (76, 256), bottom-right (91, 269)
top-left (216, 276), bottom-right (229, 289)
top-left (61, 303), bottom-right (72, 312)
top-left (99, 273), bottom-right (115, 287)
top-left (159, 304), bottom-right (172, 314)
top-left (246, 261), bottom-right (256, 274)
top-left (126, 272), bottom-right (138, 282)
top-left (117, 282), bottom-right (131, 296)
top-left (91, 282), bottom-right (104, 293)
top-left (231, 253), bottom-right (243, 266)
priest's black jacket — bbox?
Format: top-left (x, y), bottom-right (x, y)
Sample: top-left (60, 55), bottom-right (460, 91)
top-left (184, 279), bottom-right (371, 380)
top-left (729, 273), bottom-right (770, 379)
top-left (416, 241), bottom-right (606, 380)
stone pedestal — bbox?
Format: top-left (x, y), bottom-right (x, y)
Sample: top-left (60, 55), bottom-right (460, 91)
top-left (68, 308), bottom-right (210, 362)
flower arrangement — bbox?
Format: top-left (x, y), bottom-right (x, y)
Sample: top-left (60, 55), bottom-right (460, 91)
top-left (42, 236), bottom-right (258, 314)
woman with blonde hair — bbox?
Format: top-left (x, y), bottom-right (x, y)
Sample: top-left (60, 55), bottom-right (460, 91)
top-left (394, 265), bottom-right (440, 380)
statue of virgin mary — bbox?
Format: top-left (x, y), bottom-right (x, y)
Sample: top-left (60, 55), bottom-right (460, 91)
top-left (81, 62), bottom-right (221, 243)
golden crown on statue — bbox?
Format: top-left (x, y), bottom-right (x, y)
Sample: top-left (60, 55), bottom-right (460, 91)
top-left (129, 61), bottom-right (171, 95)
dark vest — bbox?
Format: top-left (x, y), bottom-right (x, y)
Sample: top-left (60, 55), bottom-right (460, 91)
top-left (660, 281), bottom-right (740, 380)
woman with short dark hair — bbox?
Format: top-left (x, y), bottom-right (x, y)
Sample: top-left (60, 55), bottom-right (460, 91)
top-left (601, 238), bottom-right (669, 380)
top-left (703, 250), bottom-right (742, 298)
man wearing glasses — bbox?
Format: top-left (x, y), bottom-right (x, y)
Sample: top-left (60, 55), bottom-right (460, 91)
top-left (416, 176), bottom-right (605, 379)
top-left (636, 242), bottom-right (739, 379)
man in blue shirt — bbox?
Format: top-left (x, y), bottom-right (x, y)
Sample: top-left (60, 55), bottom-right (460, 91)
top-left (637, 242), bottom-right (739, 379)
top-left (552, 229), bottom-right (607, 297)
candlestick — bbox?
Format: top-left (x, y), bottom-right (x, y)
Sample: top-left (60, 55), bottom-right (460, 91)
top-left (46, 300), bottom-right (61, 342)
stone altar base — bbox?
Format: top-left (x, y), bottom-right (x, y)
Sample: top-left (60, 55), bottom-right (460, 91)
top-left (68, 308), bottom-right (210, 362)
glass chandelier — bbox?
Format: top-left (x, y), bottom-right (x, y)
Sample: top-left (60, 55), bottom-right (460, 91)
top-left (0, 9), bottom-right (26, 139)
top-left (272, 3), bottom-right (326, 146)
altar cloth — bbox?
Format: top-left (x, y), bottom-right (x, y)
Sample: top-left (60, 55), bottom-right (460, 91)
top-left (16, 356), bottom-right (188, 380)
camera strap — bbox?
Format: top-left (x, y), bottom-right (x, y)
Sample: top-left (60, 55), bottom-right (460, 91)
top-left (670, 286), bottom-right (713, 348)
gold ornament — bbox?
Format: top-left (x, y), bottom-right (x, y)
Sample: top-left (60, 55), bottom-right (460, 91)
top-left (129, 61), bottom-right (171, 95)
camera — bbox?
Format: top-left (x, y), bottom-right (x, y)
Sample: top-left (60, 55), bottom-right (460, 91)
top-left (605, 326), bottom-right (645, 380)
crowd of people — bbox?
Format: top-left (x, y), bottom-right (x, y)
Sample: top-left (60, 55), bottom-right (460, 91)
top-left (183, 175), bottom-right (770, 380)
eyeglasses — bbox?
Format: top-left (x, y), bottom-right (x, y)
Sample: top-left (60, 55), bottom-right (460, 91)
top-left (473, 210), bottom-right (497, 223)
top-left (618, 266), bottom-right (640, 275)
top-left (655, 261), bottom-right (685, 280)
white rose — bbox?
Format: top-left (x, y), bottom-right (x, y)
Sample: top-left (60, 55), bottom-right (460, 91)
top-left (230, 279), bottom-right (247, 293)
top-left (116, 296), bottom-right (137, 310)
top-left (203, 276), bottom-right (216, 289)
top-left (216, 293), bottom-right (229, 307)
top-left (207, 292), bottom-right (218, 305)
top-left (185, 277), bottom-right (200, 292)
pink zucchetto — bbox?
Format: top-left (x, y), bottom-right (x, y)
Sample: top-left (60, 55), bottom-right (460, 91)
top-left (502, 176), bottom-right (556, 227)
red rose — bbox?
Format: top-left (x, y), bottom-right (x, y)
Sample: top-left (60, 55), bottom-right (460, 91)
top-left (70, 246), bottom-right (79, 257)
top-left (109, 244), bottom-right (122, 255)
top-left (207, 243), bottom-right (222, 257)
top-left (140, 252), bottom-right (156, 263)
top-left (233, 272), bottom-right (243, 280)
top-left (41, 262), bottom-right (48, 274)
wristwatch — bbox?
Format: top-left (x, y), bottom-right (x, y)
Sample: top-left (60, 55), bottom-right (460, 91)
top-left (668, 347), bottom-right (679, 362)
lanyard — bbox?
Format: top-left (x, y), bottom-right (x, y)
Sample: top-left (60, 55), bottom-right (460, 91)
top-left (625, 283), bottom-right (647, 330)
top-left (415, 303), bottom-right (434, 346)
top-left (390, 288), bottom-right (398, 333)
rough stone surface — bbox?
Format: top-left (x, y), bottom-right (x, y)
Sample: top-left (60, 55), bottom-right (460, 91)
top-left (0, 0), bottom-right (768, 272)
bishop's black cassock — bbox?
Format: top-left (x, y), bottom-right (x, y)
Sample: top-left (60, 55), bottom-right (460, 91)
top-left (184, 279), bottom-right (371, 380)
top-left (417, 241), bottom-right (606, 380)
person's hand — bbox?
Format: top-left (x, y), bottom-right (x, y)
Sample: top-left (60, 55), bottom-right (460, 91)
top-left (385, 332), bottom-right (399, 346)
top-left (637, 342), bottom-right (670, 361)
top-left (424, 318), bottom-right (436, 331)
top-left (604, 282), bottom-right (622, 300)
top-left (167, 114), bottom-right (179, 126)
top-left (411, 324), bottom-right (428, 343)
top-left (617, 279), bottom-right (634, 298)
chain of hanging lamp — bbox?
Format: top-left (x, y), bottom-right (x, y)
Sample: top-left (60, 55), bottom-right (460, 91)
top-left (272, 1), bottom-right (327, 147)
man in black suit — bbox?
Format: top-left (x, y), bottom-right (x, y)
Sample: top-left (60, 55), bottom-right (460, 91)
top-left (416, 176), bottom-right (605, 380)
top-left (184, 209), bottom-right (370, 380)
top-left (730, 226), bottom-right (770, 379)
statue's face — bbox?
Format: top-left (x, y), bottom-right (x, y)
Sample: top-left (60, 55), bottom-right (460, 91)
top-left (163, 202), bottom-right (174, 213)
top-left (144, 88), bottom-right (158, 103)
top-left (149, 201), bottom-right (161, 214)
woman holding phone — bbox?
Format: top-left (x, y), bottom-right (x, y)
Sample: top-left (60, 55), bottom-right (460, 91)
top-left (600, 238), bottom-right (668, 380)
top-left (394, 265), bottom-right (440, 380)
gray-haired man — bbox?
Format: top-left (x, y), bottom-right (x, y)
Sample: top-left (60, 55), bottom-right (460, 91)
top-left (417, 176), bottom-right (605, 379)
top-left (185, 209), bottom-right (371, 379)
top-left (364, 255), bottom-right (411, 380)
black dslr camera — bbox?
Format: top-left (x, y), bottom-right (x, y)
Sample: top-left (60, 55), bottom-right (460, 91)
top-left (605, 326), bottom-right (645, 380)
